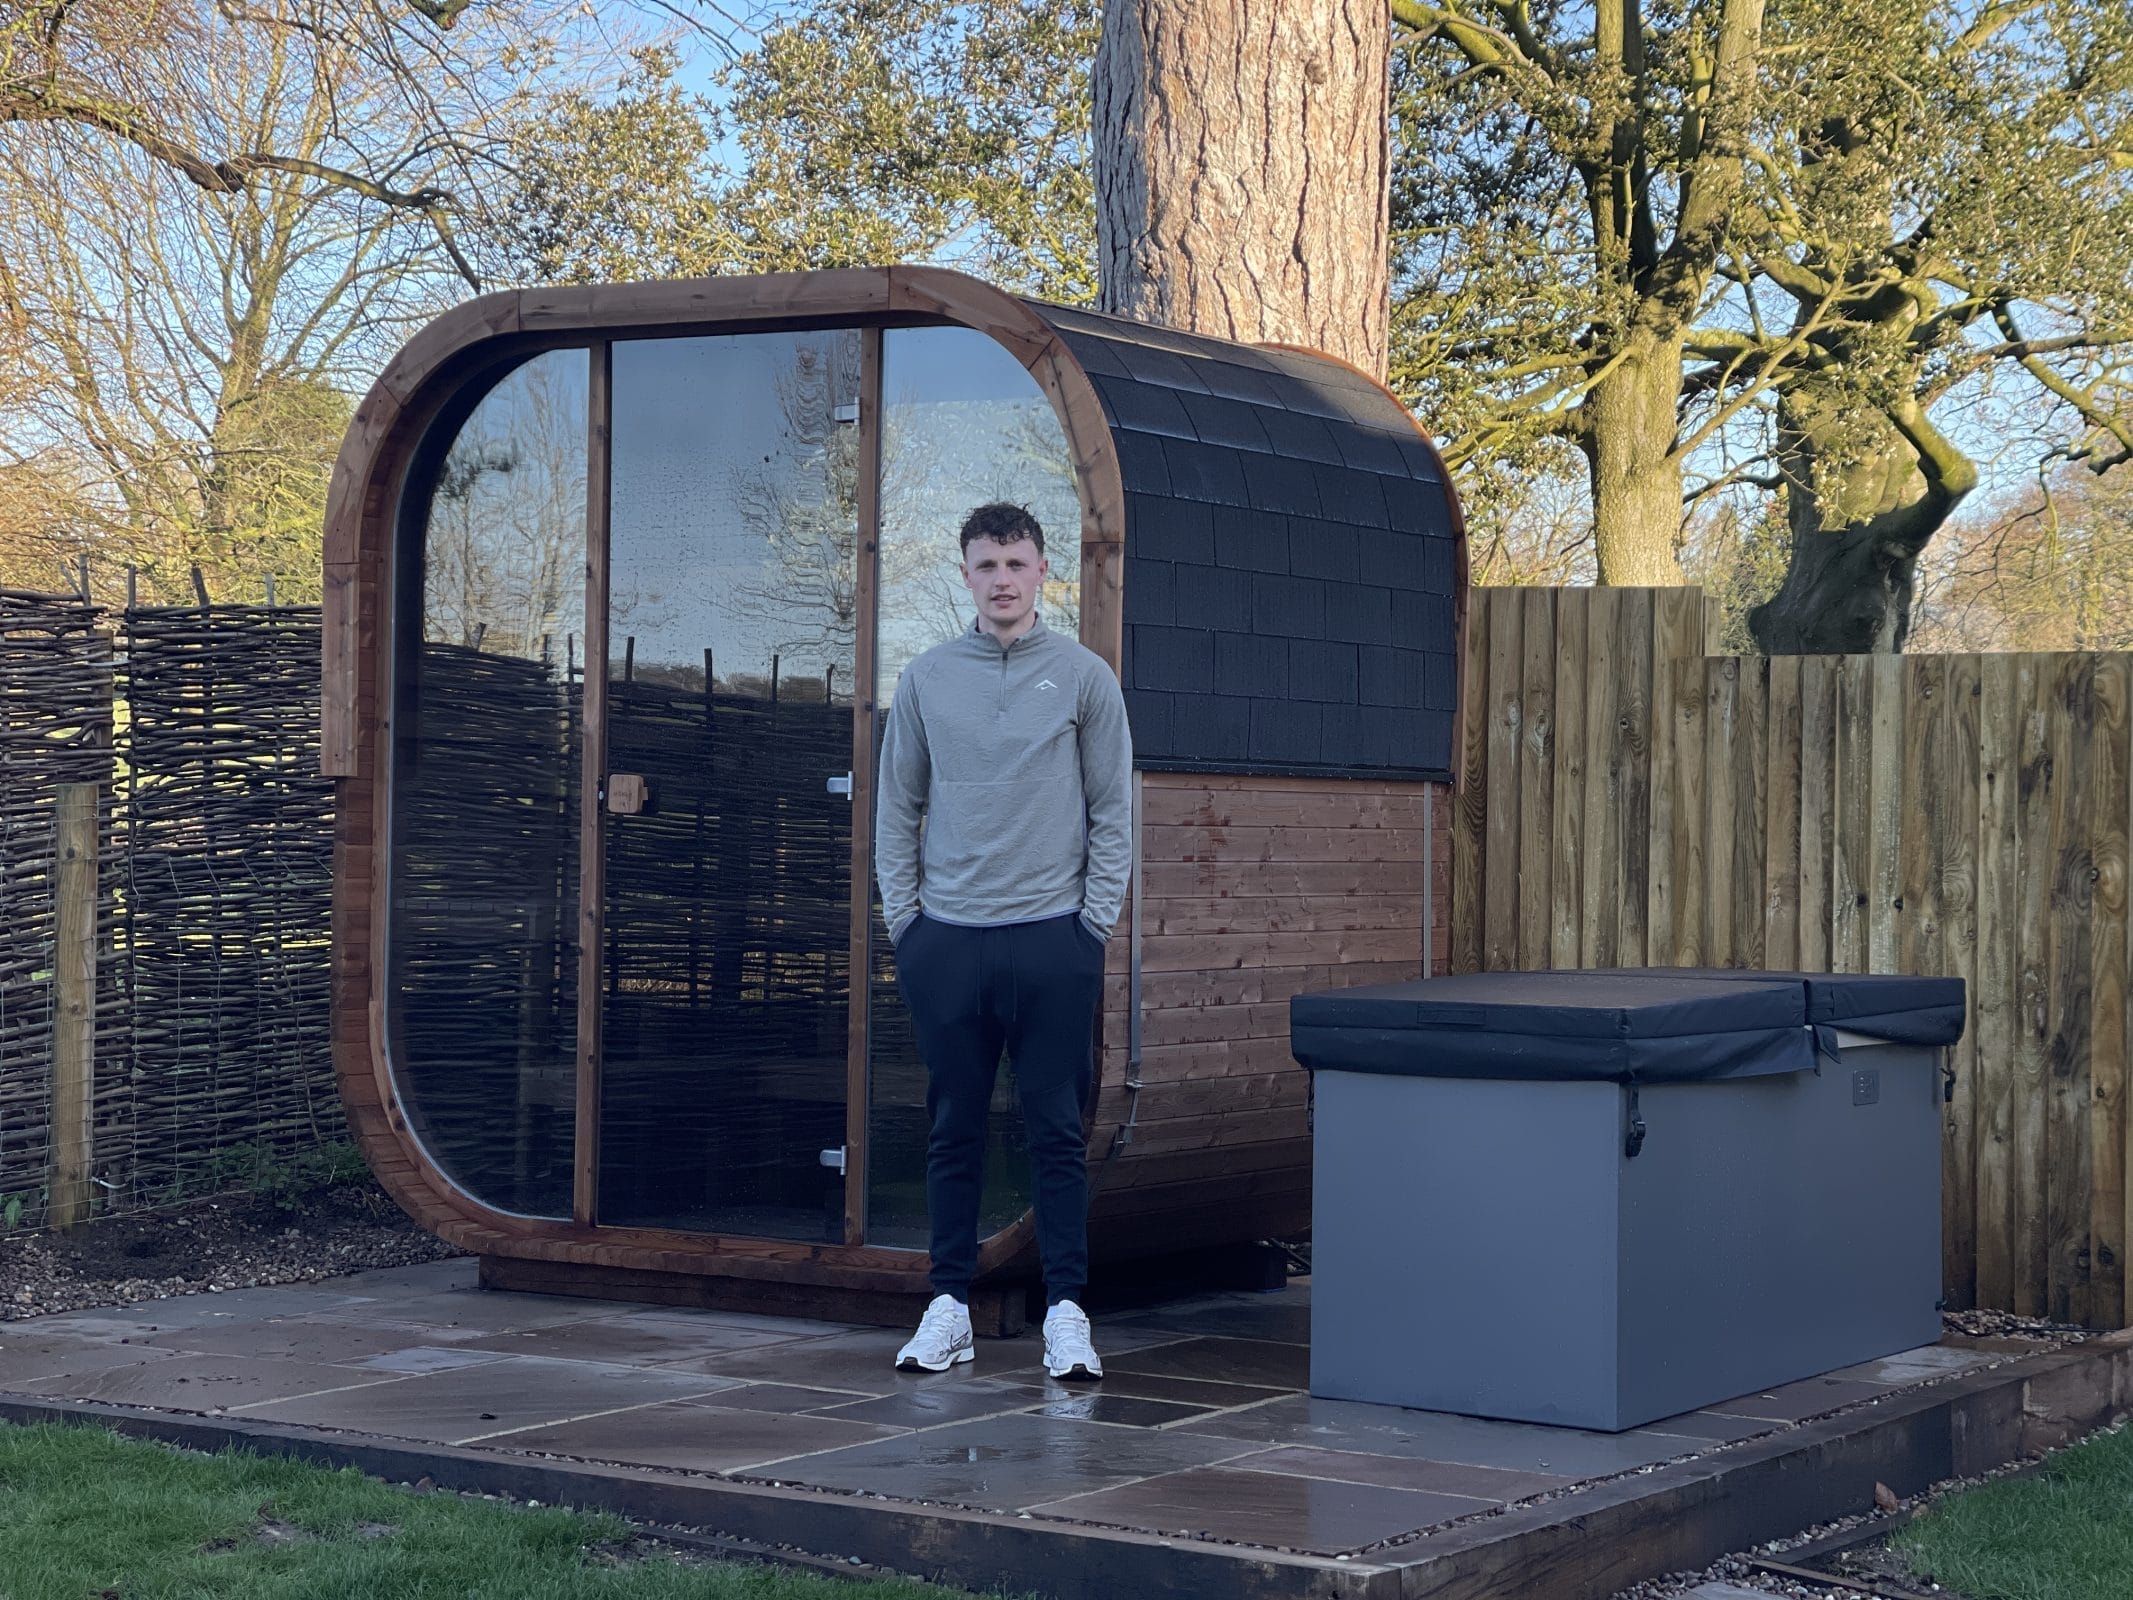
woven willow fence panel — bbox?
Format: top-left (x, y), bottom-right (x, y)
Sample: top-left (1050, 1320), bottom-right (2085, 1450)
top-left (0, 595), bottom-right (337, 1227)
top-left (389, 641), bottom-right (582, 1221)
top-left (116, 606), bottom-right (339, 1211)
top-left (0, 595), bottom-right (119, 1219)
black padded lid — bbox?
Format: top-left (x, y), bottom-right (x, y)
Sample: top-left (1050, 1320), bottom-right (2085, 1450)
top-left (1290, 970), bottom-right (1814, 1083)
top-left (1291, 969), bottom-right (1804, 1037)
top-left (1579, 968), bottom-right (1967, 1046)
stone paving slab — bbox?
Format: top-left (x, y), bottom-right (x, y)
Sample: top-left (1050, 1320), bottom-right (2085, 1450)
top-left (1013, 1367), bottom-right (1291, 1409)
top-left (236, 1354), bottom-right (741, 1444)
top-left (454, 1314), bottom-right (812, 1366)
top-left (749, 1411), bottom-right (1269, 1511)
top-left (1028, 1463), bottom-right (1493, 1552)
top-left (1109, 1296), bottom-right (1315, 1345)
top-left (297, 1259), bottom-right (479, 1299)
top-left (1101, 1333), bottom-right (1313, 1390)
top-left (0, 1256), bottom-right (2041, 1566)
top-left (311, 1289), bottom-right (648, 1339)
top-left (1029, 1391), bottom-right (1220, 1428)
top-left (1185, 1393), bottom-right (1733, 1478)
top-left (1830, 1344), bottom-right (1995, 1382)
top-left (21, 1352), bottom-right (398, 1412)
top-left (350, 1345), bottom-right (520, 1377)
top-left (0, 1331), bottom-right (174, 1388)
top-left (622, 1308), bottom-right (859, 1340)
top-left (1235, 1444), bottom-right (1571, 1501)
top-left (482, 1396), bottom-right (909, 1473)
top-left (651, 1327), bottom-right (968, 1393)
top-left (20, 1285), bottom-right (379, 1337)
top-left (132, 1315), bottom-right (494, 1367)
top-left (809, 1380), bottom-right (1051, 1430)
top-left (698, 1381), bottom-right (883, 1413)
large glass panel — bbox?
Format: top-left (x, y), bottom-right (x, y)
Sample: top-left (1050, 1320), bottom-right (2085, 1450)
top-left (866, 326), bottom-right (1085, 1248)
top-left (601, 331), bottom-right (860, 1238)
top-left (387, 348), bottom-right (587, 1219)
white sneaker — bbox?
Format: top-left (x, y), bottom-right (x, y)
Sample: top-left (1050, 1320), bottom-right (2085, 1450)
top-left (1042, 1300), bottom-right (1103, 1381)
top-left (895, 1294), bottom-right (974, 1372)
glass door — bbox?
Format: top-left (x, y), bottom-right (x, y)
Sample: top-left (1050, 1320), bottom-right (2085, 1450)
top-left (863, 326), bottom-right (1085, 1248)
top-left (596, 330), bottom-right (863, 1239)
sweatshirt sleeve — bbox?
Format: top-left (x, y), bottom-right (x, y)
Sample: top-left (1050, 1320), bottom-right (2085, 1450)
top-left (873, 668), bottom-right (930, 944)
top-left (1077, 656), bottom-right (1135, 937)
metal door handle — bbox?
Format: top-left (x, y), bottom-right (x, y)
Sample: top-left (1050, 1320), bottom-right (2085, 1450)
top-left (819, 1147), bottom-right (847, 1175)
top-left (826, 773), bottom-right (853, 798)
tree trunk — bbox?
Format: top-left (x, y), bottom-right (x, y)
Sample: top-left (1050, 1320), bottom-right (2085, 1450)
top-left (1582, 328), bottom-right (1690, 585)
top-left (1094, 0), bottom-right (1391, 379)
top-left (1749, 383), bottom-right (1978, 654)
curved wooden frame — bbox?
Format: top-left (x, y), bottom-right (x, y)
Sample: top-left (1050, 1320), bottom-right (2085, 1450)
top-left (324, 266), bottom-right (1464, 1298)
top-left (324, 268), bottom-right (1122, 1293)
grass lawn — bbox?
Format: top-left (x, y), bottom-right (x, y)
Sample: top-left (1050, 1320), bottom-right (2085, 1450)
top-left (0, 1420), bottom-right (980, 1600)
top-left (1895, 1421), bottom-right (2133, 1600)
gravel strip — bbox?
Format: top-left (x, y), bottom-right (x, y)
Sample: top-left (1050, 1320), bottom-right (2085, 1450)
top-left (1, 1185), bottom-right (462, 1322)
top-left (1940, 1307), bottom-right (2091, 1343)
top-left (1610, 1418), bottom-right (2130, 1599)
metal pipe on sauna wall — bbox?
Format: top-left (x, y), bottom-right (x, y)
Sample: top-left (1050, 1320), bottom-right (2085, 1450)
top-left (1422, 781), bottom-right (1434, 979)
top-left (1109, 770), bottom-right (1146, 1158)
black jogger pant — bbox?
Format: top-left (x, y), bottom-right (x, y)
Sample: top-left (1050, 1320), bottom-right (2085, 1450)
top-left (893, 909), bottom-right (1104, 1307)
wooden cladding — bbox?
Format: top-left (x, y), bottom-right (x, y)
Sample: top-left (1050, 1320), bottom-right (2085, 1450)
top-left (1089, 771), bottom-right (1447, 1250)
top-left (1454, 586), bottom-right (2133, 1330)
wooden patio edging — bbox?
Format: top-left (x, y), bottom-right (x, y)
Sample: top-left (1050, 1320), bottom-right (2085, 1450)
top-left (1454, 586), bottom-right (2133, 1330)
top-left (3, 1330), bottom-right (2127, 1600)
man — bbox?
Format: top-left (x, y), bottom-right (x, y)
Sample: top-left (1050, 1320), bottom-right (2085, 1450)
top-left (875, 501), bottom-right (1133, 1381)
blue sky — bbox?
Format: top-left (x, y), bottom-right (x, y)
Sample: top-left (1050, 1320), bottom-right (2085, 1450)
top-left (661, 8), bottom-right (2066, 525)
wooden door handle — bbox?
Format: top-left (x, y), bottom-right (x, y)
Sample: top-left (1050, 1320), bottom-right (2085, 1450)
top-left (607, 774), bottom-right (649, 815)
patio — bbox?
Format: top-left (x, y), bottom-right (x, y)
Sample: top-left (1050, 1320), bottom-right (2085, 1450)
top-left (5, 1257), bottom-right (2126, 1599)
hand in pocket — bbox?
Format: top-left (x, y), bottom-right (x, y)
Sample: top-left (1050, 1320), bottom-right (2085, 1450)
top-left (1073, 916), bottom-right (1107, 963)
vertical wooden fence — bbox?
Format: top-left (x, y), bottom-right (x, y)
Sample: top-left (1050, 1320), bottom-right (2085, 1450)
top-left (1454, 586), bottom-right (2133, 1329)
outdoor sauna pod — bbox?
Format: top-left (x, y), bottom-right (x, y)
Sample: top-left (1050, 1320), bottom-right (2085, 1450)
top-left (320, 267), bottom-right (1467, 1320)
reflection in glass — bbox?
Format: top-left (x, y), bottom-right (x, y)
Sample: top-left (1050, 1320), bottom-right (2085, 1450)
top-left (388, 348), bottom-right (587, 1219)
top-left (866, 327), bottom-right (1086, 1248)
top-left (601, 332), bottom-right (860, 1238)
top-left (873, 328), bottom-right (1083, 697)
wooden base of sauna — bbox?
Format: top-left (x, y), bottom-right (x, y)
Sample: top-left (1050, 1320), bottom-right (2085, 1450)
top-left (477, 1239), bottom-right (1296, 1338)
top-left (477, 1256), bottom-right (1035, 1338)
top-left (1087, 1240), bottom-right (1293, 1301)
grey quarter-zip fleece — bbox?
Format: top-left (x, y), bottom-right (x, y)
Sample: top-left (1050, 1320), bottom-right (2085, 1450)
top-left (874, 613), bottom-right (1133, 945)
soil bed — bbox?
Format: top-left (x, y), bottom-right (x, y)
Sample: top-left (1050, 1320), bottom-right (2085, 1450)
top-left (1, 1183), bottom-right (460, 1322)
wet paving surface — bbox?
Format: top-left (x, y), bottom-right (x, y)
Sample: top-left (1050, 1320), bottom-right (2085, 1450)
top-left (0, 1258), bottom-right (2018, 1558)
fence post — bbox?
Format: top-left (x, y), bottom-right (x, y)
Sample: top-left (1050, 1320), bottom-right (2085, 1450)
top-left (50, 782), bottom-right (98, 1229)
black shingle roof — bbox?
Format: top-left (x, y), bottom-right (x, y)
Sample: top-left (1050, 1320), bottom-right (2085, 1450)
top-left (1025, 300), bottom-right (1465, 781)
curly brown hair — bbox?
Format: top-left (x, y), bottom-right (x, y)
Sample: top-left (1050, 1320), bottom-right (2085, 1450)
top-left (957, 502), bottom-right (1045, 556)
